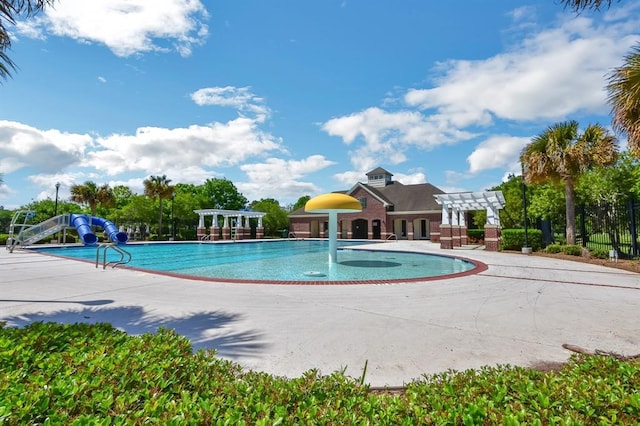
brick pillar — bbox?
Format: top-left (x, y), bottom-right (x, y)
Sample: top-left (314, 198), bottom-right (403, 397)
top-left (197, 227), bottom-right (206, 241)
top-left (407, 220), bottom-right (414, 240)
top-left (256, 227), bottom-right (264, 239)
top-left (235, 228), bottom-right (244, 240)
top-left (484, 224), bottom-right (501, 251)
top-left (460, 226), bottom-right (468, 245)
top-left (452, 225), bottom-right (461, 247)
top-left (430, 221), bottom-right (441, 242)
top-left (210, 226), bottom-right (220, 241)
top-left (222, 227), bottom-right (231, 240)
top-left (440, 224), bottom-right (453, 249)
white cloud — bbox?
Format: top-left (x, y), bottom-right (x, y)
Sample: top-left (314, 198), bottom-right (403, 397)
top-left (322, 107), bottom-right (477, 170)
top-left (0, 121), bottom-right (92, 174)
top-left (321, 7), bottom-right (639, 189)
top-left (393, 172), bottom-right (427, 185)
top-left (87, 117), bottom-right (284, 175)
top-left (238, 156), bottom-right (336, 202)
top-left (405, 13), bottom-right (638, 124)
top-left (467, 135), bottom-right (531, 174)
top-left (191, 86), bottom-right (270, 120)
top-left (16, 0), bottom-right (209, 57)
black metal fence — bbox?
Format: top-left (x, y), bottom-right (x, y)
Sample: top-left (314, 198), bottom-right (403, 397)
top-left (577, 198), bottom-right (640, 259)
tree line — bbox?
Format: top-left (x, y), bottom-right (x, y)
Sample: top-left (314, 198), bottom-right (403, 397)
top-left (0, 176), bottom-right (310, 240)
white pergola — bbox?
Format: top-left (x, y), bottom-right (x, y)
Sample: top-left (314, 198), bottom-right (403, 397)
top-left (434, 191), bottom-right (506, 226)
top-left (194, 209), bottom-right (267, 229)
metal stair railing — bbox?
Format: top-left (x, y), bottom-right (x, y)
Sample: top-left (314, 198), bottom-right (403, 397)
top-left (8, 214), bottom-right (69, 252)
top-left (96, 243), bottom-right (132, 269)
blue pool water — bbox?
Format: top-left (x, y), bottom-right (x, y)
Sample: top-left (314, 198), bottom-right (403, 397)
top-left (32, 240), bottom-right (478, 283)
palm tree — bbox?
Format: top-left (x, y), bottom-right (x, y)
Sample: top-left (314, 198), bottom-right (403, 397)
top-left (558, 0), bottom-right (618, 11)
top-left (607, 45), bottom-right (640, 157)
top-left (521, 121), bottom-right (617, 245)
top-left (70, 181), bottom-right (115, 217)
top-left (143, 175), bottom-right (174, 239)
top-left (1, 0), bottom-right (55, 79)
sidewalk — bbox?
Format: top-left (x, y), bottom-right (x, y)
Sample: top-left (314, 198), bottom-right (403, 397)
top-left (1, 241), bottom-right (639, 386)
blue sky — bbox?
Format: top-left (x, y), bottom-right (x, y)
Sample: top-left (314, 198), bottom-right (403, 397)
top-left (1, 0), bottom-right (639, 209)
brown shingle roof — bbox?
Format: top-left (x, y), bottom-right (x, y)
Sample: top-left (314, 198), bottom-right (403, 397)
top-left (376, 181), bottom-right (444, 211)
top-left (365, 167), bottom-right (393, 177)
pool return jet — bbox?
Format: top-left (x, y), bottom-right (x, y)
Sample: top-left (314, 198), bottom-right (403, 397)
top-left (304, 193), bottom-right (362, 264)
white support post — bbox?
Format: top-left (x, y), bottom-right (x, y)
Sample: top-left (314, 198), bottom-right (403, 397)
top-left (487, 205), bottom-right (497, 225)
top-left (328, 211), bottom-right (338, 263)
top-left (452, 208), bottom-right (460, 226)
top-left (441, 204), bottom-right (450, 225)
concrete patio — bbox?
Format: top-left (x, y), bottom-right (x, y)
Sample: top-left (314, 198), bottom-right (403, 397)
top-left (1, 241), bottom-right (638, 387)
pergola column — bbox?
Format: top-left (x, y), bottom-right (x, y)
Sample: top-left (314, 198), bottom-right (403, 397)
top-left (193, 209), bottom-right (267, 241)
top-left (459, 211), bottom-right (468, 245)
top-left (257, 216), bottom-right (264, 239)
top-left (439, 204), bottom-right (453, 249)
top-left (452, 208), bottom-right (461, 248)
top-left (197, 214), bottom-right (206, 240)
top-left (435, 191), bottom-right (505, 252)
top-left (484, 204), bottom-right (501, 251)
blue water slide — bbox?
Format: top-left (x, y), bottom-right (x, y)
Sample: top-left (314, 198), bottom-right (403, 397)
top-left (69, 214), bottom-right (98, 245)
top-left (91, 216), bottom-right (128, 244)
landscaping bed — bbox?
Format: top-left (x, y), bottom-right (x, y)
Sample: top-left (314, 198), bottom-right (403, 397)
top-left (1, 322), bottom-right (639, 424)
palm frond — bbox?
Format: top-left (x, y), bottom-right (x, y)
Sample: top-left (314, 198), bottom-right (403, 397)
top-left (559, 0), bottom-right (617, 12)
top-left (607, 44), bottom-right (640, 156)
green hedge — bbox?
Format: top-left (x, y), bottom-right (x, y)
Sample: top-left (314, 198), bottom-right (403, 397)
top-left (1, 322), bottom-right (639, 424)
top-left (501, 228), bottom-right (543, 251)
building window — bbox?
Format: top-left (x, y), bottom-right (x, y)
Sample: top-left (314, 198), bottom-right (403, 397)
top-left (359, 197), bottom-right (367, 209)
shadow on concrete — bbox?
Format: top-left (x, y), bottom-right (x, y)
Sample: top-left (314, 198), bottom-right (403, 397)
top-left (0, 299), bottom-right (113, 306)
top-left (2, 305), bottom-right (266, 359)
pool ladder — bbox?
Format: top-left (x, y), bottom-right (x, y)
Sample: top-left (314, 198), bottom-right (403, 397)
top-left (96, 243), bottom-right (132, 269)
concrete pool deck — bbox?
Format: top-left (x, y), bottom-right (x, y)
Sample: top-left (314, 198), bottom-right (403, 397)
top-left (1, 240), bottom-right (639, 387)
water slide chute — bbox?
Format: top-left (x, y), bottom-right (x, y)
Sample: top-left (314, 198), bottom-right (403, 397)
top-left (69, 214), bottom-right (128, 245)
top-left (91, 216), bottom-right (128, 244)
top-left (69, 214), bottom-right (98, 245)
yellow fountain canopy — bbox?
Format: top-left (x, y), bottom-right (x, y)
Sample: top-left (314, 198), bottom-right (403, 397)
top-left (305, 193), bottom-right (362, 213)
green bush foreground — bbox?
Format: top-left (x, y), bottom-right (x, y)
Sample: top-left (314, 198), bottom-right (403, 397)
top-left (1, 322), bottom-right (639, 424)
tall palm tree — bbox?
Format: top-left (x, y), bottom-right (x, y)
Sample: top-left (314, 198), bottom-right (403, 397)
top-left (143, 175), bottom-right (174, 239)
top-left (70, 181), bottom-right (115, 217)
top-left (521, 121), bottom-right (617, 245)
top-left (1, 0), bottom-right (55, 79)
top-left (559, 0), bottom-right (620, 11)
top-left (607, 45), bottom-right (640, 157)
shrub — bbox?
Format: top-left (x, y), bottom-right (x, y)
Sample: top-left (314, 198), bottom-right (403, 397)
top-left (2, 322), bottom-right (640, 424)
top-left (589, 248), bottom-right (610, 259)
top-left (545, 244), bottom-right (563, 254)
top-left (501, 228), bottom-right (543, 251)
top-left (561, 245), bottom-right (583, 256)
top-left (0, 233), bottom-right (7, 245)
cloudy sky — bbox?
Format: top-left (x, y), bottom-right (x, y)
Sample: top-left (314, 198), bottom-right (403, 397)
top-left (1, 0), bottom-right (638, 209)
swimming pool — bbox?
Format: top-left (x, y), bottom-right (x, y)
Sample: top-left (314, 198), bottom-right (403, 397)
top-left (32, 240), bottom-right (483, 284)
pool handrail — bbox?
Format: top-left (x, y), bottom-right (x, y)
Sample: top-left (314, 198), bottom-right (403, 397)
top-left (96, 243), bottom-right (132, 270)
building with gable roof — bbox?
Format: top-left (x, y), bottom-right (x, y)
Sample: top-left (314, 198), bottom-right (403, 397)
top-left (288, 167), bottom-right (446, 241)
